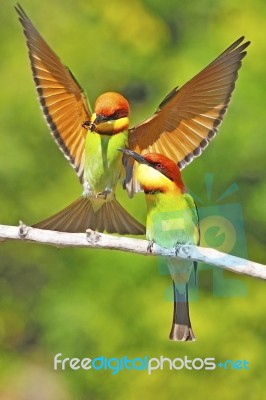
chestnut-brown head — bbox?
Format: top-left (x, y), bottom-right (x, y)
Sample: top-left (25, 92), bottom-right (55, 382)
top-left (119, 149), bottom-right (185, 193)
top-left (88, 92), bottom-right (130, 135)
top-left (95, 92), bottom-right (130, 117)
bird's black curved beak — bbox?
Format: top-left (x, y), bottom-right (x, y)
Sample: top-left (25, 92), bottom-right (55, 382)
top-left (118, 148), bottom-right (149, 165)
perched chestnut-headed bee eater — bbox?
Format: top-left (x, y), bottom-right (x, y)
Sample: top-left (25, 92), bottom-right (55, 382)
top-left (120, 149), bottom-right (199, 341)
top-left (16, 4), bottom-right (249, 234)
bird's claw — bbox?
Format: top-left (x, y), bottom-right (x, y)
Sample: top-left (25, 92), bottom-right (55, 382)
top-left (175, 243), bottom-right (185, 257)
top-left (96, 190), bottom-right (112, 200)
top-left (147, 240), bottom-right (155, 253)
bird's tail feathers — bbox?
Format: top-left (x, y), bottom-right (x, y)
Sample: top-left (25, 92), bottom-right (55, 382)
top-left (169, 282), bottom-right (196, 341)
top-left (33, 196), bottom-right (145, 235)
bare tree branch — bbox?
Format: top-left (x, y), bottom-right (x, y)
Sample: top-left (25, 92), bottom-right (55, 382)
top-left (0, 223), bottom-right (265, 280)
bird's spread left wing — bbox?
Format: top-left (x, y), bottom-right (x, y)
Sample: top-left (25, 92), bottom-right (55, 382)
top-left (125, 37), bottom-right (250, 196)
top-left (16, 4), bottom-right (91, 181)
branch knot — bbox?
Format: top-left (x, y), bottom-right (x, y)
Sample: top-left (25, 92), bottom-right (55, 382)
top-left (18, 221), bottom-right (29, 239)
top-left (86, 229), bottom-right (101, 244)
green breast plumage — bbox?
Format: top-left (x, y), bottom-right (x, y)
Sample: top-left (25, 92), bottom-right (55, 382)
top-left (84, 130), bottom-right (128, 194)
top-left (145, 192), bottom-right (199, 248)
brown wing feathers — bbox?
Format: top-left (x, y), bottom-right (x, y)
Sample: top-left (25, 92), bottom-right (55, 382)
top-left (16, 4), bottom-right (90, 181)
top-left (174, 39), bottom-right (249, 168)
top-left (125, 37), bottom-right (249, 195)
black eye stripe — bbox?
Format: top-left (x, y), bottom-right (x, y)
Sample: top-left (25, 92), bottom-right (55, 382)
top-left (109, 110), bottom-right (127, 120)
top-left (110, 111), bottom-right (120, 119)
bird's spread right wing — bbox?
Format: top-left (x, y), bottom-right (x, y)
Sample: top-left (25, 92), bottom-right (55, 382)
top-left (125, 37), bottom-right (250, 196)
top-left (16, 4), bottom-right (91, 182)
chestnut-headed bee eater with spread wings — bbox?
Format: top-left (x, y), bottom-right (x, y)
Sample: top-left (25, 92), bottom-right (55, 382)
top-left (16, 4), bottom-right (249, 234)
top-left (120, 149), bottom-right (199, 341)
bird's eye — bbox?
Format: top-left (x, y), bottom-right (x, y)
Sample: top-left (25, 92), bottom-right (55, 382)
top-left (110, 109), bottom-right (128, 119)
top-left (110, 111), bottom-right (120, 120)
top-left (110, 110), bottom-right (127, 120)
top-left (155, 163), bottom-right (164, 170)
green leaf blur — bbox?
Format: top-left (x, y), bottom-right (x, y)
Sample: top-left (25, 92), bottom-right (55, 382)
top-left (0, 0), bottom-right (265, 399)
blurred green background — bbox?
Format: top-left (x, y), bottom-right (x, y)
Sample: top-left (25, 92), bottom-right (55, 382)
top-left (0, 0), bottom-right (265, 398)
